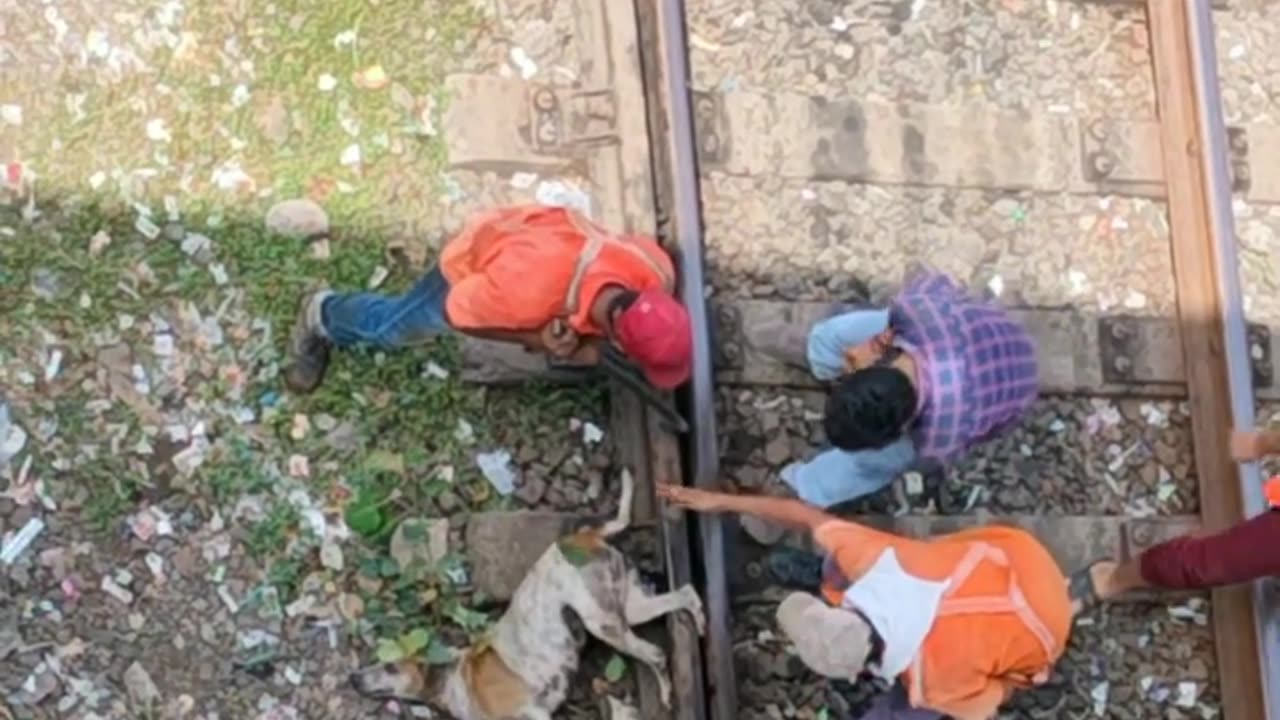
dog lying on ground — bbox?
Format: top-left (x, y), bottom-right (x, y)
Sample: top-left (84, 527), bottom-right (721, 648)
top-left (350, 469), bottom-right (706, 719)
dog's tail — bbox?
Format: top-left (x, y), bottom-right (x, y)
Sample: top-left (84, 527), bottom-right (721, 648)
top-left (598, 467), bottom-right (634, 538)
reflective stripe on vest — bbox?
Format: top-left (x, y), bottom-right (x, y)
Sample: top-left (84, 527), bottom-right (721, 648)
top-left (562, 210), bottom-right (673, 316)
top-left (906, 542), bottom-right (1058, 710)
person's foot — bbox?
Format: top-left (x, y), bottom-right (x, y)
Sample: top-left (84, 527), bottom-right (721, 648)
top-left (284, 290), bottom-right (333, 394)
top-left (1069, 560), bottom-right (1118, 616)
top-left (765, 547), bottom-right (823, 589)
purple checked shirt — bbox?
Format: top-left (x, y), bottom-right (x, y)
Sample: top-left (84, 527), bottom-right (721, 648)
top-left (892, 273), bottom-right (1039, 464)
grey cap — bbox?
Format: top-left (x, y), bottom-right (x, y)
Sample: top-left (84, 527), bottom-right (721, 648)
top-left (775, 592), bottom-right (872, 679)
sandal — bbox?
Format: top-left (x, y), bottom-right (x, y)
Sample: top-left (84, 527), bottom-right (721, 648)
top-left (1068, 561), bottom-right (1107, 615)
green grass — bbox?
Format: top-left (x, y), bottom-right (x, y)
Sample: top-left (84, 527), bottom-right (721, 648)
top-left (0, 0), bottom-right (608, 656)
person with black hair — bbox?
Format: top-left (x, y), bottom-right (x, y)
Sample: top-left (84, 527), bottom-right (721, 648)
top-left (742, 273), bottom-right (1039, 558)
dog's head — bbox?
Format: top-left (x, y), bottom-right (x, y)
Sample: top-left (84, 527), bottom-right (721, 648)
top-left (349, 659), bottom-right (433, 702)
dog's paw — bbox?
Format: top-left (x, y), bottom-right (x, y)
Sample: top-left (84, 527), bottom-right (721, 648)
top-left (682, 587), bottom-right (707, 637)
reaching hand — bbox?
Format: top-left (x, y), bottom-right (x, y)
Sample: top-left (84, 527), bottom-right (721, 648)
top-left (1230, 429), bottom-right (1272, 462)
top-left (656, 483), bottom-right (728, 513)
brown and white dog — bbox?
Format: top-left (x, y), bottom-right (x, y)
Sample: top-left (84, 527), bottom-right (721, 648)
top-left (349, 470), bottom-right (705, 719)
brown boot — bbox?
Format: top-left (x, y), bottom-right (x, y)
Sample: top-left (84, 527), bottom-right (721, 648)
top-left (284, 291), bottom-right (333, 394)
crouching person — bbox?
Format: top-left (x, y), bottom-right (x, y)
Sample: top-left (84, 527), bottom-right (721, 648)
top-left (742, 272), bottom-right (1039, 545)
top-left (284, 204), bottom-right (692, 394)
top-left (659, 483), bottom-right (1071, 720)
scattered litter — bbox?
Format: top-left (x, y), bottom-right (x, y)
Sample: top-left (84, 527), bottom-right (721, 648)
top-left (145, 553), bottom-right (164, 579)
top-left (128, 506), bottom-right (174, 541)
top-left (284, 666), bottom-right (303, 685)
top-left (1048, 419), bottom-right (1066, 433)
top-left (1169, 598), bottom-right (1210, 625)
top-left (987, 275), bottom-right (1004, 297)
top-left (333, 29), bottom-right (357, 48)
top-left (288, 454), bottom-right (310, 478)
top-left (454, 418), bottom-right (475, 445)
top-left (145, 118), bottom-right (172, 143)
top-left (510, 171), bottom-right (538, 189)
top-left (1139, 402), bottom-right (1168, 428)
top-left (218, 585), bottom-right (240, 613)
top-left (43, 349), bottom-right (62, 381)
top-left (1090, 680), bottom-right (1109, 716)
top-left (1123, 290), bottom-right (1148, 310)
top-left (535, 179), bottom-right (592, 217)
top-left (0, 104), bottom-right (22, 126)
top-left (368, 265), bottom-right (389, 289)
top-left (181, 232), bottom-right (212, 257)
top-left (340, 143), bottom-right (362, 167)
top-left (320, 540), bottom-right (344, 571)
top-left (317, 73), bottom-right (338, 92)
top-left (135, 215), bottom-right (161, 240)
top-left (1176, 681), bottom-right (1198, 708)
top-left (311, 238), bottom-right (331, 260)
top-left (290, 413), bottom-right (311, 440)
top-left (1, 517), bottom-right (45, 564)
top-left (89, 229), bottom-right (112, 255)
top-left (0, 404), bottom-right (27, 464)
top-left (903, 471), bottom-right (924, 496)
top-left (963, 484), bottom-right (986, 511)
top-left (211, 160), bottom-right (255, 192)
top-left (509, 46), bottom-right (538, 79)
top-left (831, 16), bottom-right (849, 31)
top-left (231, 84), bottom-right (251, 108)
top-left (101, 575), bottom-right (135, 605)
top-left (833, 43), bottom-right (855, 61)
top-left (689, 34), bottom-right (721, 53)
top-left (582, 421), bottom-right (604, 445)
top-left (353, 65), bottom-right (389, 90)
top-left (476, 450), bottom-right (517, 496)
top-left (423, 361), bottom-right (449, 380)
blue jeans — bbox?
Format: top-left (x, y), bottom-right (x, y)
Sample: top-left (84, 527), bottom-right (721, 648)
top-left (321, 266), bottom-right (451, 348)
top-left (782, 438), bottom-right (917, 508)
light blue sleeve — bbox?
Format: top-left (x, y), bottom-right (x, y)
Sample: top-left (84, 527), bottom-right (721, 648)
top-left (780, 436), bottom-right (917, 508)
top-left (805, 308), bottom-right (892, 381)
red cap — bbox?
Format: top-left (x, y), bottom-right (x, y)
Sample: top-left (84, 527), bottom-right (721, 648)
top-left (614, 289), bottom-right (692, 389)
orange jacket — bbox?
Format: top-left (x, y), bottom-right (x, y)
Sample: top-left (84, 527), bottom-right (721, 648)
top-left (816, 521), bottom-right (1071, 720)
top-left (440, 205), bottom-right (674, 334)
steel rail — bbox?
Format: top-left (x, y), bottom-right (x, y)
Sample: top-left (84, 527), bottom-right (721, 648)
top-left (1184, 0), bottom-right (1280, 715)
top-left (649, 0), bottom-right (738, 717)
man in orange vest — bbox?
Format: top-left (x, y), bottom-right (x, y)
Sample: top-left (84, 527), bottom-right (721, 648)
top-left (658, 482), bottom-right (1072, 720)
top-left (1069, 427), bottom-right (1280, 610)
top-left (284, 205), bottom-right (692, 394)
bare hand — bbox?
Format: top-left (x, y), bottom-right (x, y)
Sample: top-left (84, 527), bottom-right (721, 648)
top-left (657, 483), bottom-right (728, 513)
top-left (541, 319), bottom-right (580, 359)
top-left (1230, 430), bottom-right (1271, 461)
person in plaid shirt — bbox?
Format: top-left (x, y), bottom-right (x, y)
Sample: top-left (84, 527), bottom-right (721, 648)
top-left (742, 272), bottom-right (1039, 555)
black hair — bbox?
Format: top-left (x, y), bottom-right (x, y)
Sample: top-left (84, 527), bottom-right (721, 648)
top-left (823, 365), bottom-right (918, 451)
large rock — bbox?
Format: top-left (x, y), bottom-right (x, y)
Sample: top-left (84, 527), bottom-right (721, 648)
top-left (465, 512), bottom-right (583, 601)
top-left (264, 199), bottom-right (329, 239)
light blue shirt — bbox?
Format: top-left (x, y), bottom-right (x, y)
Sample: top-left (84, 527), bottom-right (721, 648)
top-left (784, 308), bottom-right (919, 508)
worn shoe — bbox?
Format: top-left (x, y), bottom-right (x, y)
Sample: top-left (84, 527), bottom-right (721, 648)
top-left (284, 290), bottom-right (333, 394)
top-left (765, 546), bottom-right (823, 590)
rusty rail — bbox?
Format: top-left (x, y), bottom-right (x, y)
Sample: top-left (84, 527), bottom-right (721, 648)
top-left (635, 0), bottom-right (737, 718)
top-left (1183, 0), bottom-right (1280, 714)
top-left (1148, 0), bottom-right (1277, 717)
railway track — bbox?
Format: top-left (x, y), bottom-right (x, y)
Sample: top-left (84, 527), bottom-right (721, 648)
top-left (443, 0), bottom-right (1278, 718)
